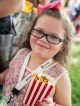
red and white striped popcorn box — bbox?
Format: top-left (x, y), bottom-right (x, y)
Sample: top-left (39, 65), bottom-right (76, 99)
top-left (23, 78), bottom-right (53, 106)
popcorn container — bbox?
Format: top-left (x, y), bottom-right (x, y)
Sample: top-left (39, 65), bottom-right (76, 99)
top-left (23, 78), bottom-right (53, 106)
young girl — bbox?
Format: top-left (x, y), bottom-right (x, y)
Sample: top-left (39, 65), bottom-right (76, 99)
top-left (2, 1), bottom-right (73, 106)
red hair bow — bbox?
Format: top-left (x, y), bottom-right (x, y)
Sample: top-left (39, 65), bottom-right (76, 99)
top-left (38, 1), bottom-right (61, 13)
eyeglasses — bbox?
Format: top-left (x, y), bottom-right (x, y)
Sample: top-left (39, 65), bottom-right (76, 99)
top-left (31, 28), bottom-right (64, 44)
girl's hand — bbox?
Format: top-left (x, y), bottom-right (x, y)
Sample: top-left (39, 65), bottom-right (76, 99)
top-left (36, 97), bottom-right (55, 106)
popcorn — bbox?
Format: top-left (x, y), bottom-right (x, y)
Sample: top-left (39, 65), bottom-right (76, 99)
top-left (23, 73), bottom-right (53, 106)
top-left (33, 73), bottom-right (49, 83)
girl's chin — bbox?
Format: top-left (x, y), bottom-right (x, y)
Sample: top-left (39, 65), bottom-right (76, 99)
top-left (34, 51), bottom-right (48, 60)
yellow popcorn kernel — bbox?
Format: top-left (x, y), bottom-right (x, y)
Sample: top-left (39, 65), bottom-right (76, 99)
top-left (33, 73), bottom-right (49, 83)
top-left (33, 73), bottom-right (39, 80)
top-left (40, 76), bottom-right (49, 83)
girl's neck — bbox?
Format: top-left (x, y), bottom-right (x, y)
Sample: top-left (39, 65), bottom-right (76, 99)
top-left (28, 53), bottom-right (48, 70)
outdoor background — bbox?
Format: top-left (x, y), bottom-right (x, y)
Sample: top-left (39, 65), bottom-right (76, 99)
top-left (69, 42), bottom-right (80, 106)
top-left (62, 0), bottom-right (80, 106)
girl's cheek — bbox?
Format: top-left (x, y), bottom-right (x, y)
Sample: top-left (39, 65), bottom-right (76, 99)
top-left (30, 36), bottom-right (39, 42)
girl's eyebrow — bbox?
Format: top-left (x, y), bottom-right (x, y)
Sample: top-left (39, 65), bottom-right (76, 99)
top-left (34, 27), bottom-right (45, 32)
top-left (50, 31), bottom-right (64, 38)
top-left (49, 32), bottom-right (59, 36)
top-left (35, 27), bottom-right (62, 38)
top-left (50, 32), bottom-right (64, 40)
top-left (34, 27), bottom-right (57, 35)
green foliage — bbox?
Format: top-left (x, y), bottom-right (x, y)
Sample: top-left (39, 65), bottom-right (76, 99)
top-left (71, 43), bottom-right (80, 58)
top-left (69, 43), bottom-right (80, 106)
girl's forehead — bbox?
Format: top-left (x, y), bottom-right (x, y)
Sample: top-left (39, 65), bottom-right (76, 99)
top-left (36, 15), bottom-right (62, 27)
top-left (35, 15), bottom-right (64, 37)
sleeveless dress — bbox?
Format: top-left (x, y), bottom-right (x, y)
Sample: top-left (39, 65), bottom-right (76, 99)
top-left (3, 48), bottom-right (68, 106)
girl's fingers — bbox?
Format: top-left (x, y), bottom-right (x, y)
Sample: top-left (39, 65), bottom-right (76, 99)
top-left (42, 97), bottom-right (53, 104)
top-left (35, 97), bottom-right (53, 106)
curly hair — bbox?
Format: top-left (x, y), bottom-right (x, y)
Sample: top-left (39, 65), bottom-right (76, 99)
top-left (23, 9), bottom-right (73, 66)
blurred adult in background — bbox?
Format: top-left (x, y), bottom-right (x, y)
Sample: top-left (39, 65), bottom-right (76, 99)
top-left (0, 0), bottom-right (25, 91)
top-left (67, 0), bottom-right (80, 36)
top-left (0, 0), bottom-right (25, 71)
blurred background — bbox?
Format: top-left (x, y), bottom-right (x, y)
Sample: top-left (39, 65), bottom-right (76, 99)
top-left (0, 0), bottom-right (80, 106)
top-left (62, 0), bottom-right (80, 106)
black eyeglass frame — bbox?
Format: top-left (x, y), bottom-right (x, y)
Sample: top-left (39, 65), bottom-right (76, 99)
top-left (31, 28), bottom-right (65, 44)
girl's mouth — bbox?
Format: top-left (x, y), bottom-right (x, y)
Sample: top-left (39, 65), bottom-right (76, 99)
top-left (36, 43), bottom-right (49, 49)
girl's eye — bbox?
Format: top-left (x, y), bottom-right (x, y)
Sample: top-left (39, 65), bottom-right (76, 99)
top-left (37, 30), bottom-right (42, 34)
top-left (49, 35), bottom-right (58, 40)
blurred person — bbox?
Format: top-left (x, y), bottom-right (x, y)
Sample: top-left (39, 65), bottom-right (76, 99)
top-left (67, 0), bottom-right (80, 36)
top-left (0, 0), bottom-right (25, 91)
top-left (0, 0), bottom-right (25, 71)
top-left (0, 1), bottom-right (73, 106)
top-left (67, 0), bottom-right (80, 20)
top-left (73, 9), bottom-right (80, 36)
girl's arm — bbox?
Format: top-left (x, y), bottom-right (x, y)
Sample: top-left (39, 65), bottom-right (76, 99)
top-left (0, 68), bottom-right (9, 84)
top-left (54, 73), bottom-right (72, 106)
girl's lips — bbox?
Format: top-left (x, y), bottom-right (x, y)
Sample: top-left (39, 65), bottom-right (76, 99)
top-left (36, 43), bottom-right (49, 49)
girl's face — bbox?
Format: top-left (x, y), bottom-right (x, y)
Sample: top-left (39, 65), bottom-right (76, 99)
top-left (30, 15), bottom-right (64, 60)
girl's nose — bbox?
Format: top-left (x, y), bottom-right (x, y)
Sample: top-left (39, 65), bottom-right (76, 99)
top-left (39, 35), bottom-right (48, 43)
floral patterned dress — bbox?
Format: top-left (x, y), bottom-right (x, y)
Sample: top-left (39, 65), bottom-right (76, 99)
top-left (3, 48), bottom-right (68, 106)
